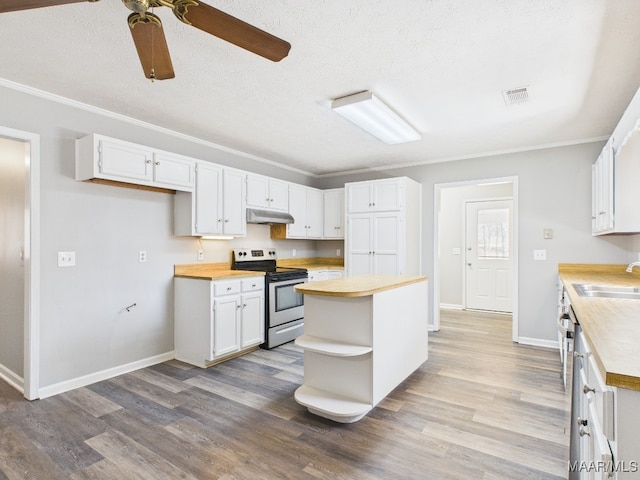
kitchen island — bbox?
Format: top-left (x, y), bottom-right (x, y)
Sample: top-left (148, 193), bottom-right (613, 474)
top-left (294, 274), bottom-right (428, 423)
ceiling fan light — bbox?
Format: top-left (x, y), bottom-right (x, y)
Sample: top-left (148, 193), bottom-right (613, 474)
top-left (331, 91), bottom-right (420, 145)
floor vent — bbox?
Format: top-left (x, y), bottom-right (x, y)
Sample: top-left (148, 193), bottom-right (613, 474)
top-left (502, 87), bottom-right (529, 105)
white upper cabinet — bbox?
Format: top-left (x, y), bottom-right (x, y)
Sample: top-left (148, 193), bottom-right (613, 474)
top-left (246, 174), bottom-right (289, 211)
top-left (593, 124), bottom-right (640, 235)
top-left (346, 178), bottom-right (403, 213)
top-left (174, 162), bottom-right (246, 237)
top-left (275, 184), bottom-right (322, 239)
top-left (76, 134), bottom-right (194, 192)
top-left (322, 188), bottom-right (344, 239)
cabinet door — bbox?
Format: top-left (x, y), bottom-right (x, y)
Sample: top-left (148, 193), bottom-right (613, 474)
top-left (246, 174), bottom-right (270, 209)
top-left (195, 163), bottom-right (223, 235)
top-left (373, 180), bottom-right (402, 211)
top-left (287, 184), bottom-right (307, 238)
top-left (346, 183), bottom-right (372, 213)
top-left (222, 168), bottom-right (246, 236)
top-left (372, 213), bottom-right (401, 274)
top-left (306, 188), bottom-right (323, 238)
top-left (323, 189), bottom-right (344, 239)
top-left (241, 291), bottom-right (264, 348)
top-left (268, 179), bottom-right (289, 211)
top-left (213, 295), bottom-right (241, 358)
top-left (347, 214), bottom-right (373, 275)
top-left (99, 138), bottom-right (153, 183)
top-left (152, 152), bottom-right (194, 190)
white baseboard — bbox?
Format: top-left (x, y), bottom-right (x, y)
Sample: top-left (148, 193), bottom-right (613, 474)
top-left (38, 351), bottom-right (175, 399)
top-left (0, 363), bottom-right (24, 394)
top-left (517, 337), bottom-right (559, 349)
top-left (440, 303), bottom-right (463, 310)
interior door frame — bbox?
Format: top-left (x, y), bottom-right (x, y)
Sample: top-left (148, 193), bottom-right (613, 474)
top-left (0, 126), bottom-right (40, 400)
top-left (463, 197), bottom-right (514, 313)
top-left (433, 176), bottom-right (519, 342)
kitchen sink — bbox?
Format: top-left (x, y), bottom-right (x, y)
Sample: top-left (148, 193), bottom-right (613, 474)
top-left (573, 283), bottom-right (640, 299)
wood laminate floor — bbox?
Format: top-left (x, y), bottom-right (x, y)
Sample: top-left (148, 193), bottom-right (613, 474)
top-left (0, 310), bottom-right (570, 479)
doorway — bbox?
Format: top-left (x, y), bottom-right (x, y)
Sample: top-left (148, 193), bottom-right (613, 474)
top-left (465, 199), bottom-right (513, 313)
top-left (0, 127), bottom-right (40, 400)
top-left (433, 177), bottom-right (518, 342)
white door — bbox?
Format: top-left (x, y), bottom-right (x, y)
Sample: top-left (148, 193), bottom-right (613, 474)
top-left (213, 296), bottom-right (241, 358)
top-left (222, 169), bottom-right (245, 236)
top-left (347, 214), bottom-right (373, 275)
top-left (372, 213), bottom-right (401, 274)
top-left (465, 199), bottom-right (513, 313)
top-left (195, 162), bottom-right (222, 235)
top-left (0, 138), bottom-right (26, 388)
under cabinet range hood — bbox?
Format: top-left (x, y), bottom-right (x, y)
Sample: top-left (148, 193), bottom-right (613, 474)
top-left (246, 208), bottom-right (294, 225)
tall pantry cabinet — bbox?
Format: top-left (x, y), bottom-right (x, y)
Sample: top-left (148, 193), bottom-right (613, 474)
top-left (344, 177), bottom-right (421, 276)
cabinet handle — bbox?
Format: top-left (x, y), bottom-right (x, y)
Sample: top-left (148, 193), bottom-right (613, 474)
top-left (218, 219), bottom-right (223, 222)
top-left (243, 303), bottom-right (247, 308)
top-left (155, 161), bottom-right (160, 166)
top-left (583, 384), bottom-right (596, 395)
top-left (577, 417), bottom-right (588, 427)
top-left (578, 426), bottom-right (590, 437)
top-left (236, 304), bottom-right (241, 309)
top-left (225, 219), bottom-right (229, 223)
top-left (270, 198), bottom-right (274, 202)
top-left (227, 286), bottom-right (232, 291)
top-left (146, 159), bottom-right (152, 164)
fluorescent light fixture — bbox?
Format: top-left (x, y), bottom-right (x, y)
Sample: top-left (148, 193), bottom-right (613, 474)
top-left (331, 91), bottom-right (420, 144)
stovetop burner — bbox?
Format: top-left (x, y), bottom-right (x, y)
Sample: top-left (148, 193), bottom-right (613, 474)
top-left (232, 248), bottom-right (307, 280)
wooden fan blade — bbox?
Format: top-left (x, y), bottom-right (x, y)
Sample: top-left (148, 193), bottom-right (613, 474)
top-left (176, 2), bottom-right (291, 62)
top-left (129, 13), bottom-right (175, 80)
top-left (0, 0), bottom-right (93, 14)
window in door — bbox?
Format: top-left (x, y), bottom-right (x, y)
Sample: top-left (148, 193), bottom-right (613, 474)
top-left (476, 208), bottom-right (509, 259)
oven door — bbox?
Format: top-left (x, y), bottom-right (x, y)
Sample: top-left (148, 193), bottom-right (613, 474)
top-left (268, 277), bottom-right (307, 327)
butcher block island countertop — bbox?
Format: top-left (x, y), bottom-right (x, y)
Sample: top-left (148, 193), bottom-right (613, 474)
top-left (559, 263), bottom-right (640, 391)
top-left (296, 274), bottom-right (426, 297)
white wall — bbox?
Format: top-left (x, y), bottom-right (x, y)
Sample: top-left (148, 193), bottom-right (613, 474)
top-left (0, 84), bottom-right (319, 393)
top-left (318, 142), bottom-right (632, 342)
top-left (439, 183), bottom-right (513, 308)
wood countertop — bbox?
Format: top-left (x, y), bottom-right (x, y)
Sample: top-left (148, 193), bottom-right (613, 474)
top-left (558, 263), bottom-right (640, 391)
top-left (278, 257), bottom-right (344, 271)
top-left (174, 263), bottom-right (265, 280)
top-left (175, 257), bottom-right (343, 280)
top-left (295, 274), bottom-right (427, 298)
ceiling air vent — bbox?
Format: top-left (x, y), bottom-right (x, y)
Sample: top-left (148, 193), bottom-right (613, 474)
top-left (502, 87), bottom-right (529, 106)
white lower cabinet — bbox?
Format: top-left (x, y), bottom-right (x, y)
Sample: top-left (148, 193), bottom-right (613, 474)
top-left (571, 324), bottom-right (640, 479)
top-left (174, 276), bottom-right (264, 367)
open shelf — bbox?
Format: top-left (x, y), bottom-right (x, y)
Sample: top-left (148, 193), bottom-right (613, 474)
top-left (295, 335), bottom-right (372, 357)
top-left (294, 385), bottom-right (372, 423)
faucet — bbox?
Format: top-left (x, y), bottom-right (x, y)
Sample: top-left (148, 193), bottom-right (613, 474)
top-left (626, 262), bottom-right (640, 273)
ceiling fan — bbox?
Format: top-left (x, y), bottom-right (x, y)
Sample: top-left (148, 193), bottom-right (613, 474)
top-left (0, 0), bottom-right (291, 80)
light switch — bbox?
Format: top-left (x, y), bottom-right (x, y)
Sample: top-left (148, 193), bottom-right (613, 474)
top-left (452, 248), bottom-right (461, 255)
top-left (533, 249), bottom-right (547, 261)
top-left (543, 228), bottom-right (553, 239)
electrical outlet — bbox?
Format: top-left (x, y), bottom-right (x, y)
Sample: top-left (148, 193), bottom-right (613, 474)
top-left (58, 251), bottom-right (76, 267)
top-left (292, 249), bottom-right (297, 257)
top-left (197, 250), bottom-right (204, 261)
top-left (139, 250), bottom-right (147, 263)
top-left (533, 249), bottom-right (547, 261)
top-left (336, 249), bottom-right (341, 256)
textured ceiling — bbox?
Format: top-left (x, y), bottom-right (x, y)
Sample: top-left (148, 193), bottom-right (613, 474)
top-left (1, 0), bottom-right (640, 175)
